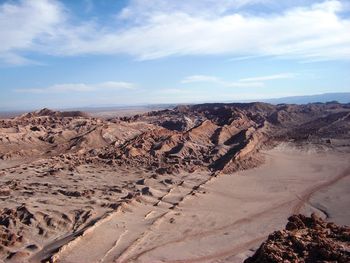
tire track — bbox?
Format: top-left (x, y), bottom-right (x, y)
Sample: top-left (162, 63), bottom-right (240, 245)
top-left (115, 174), bottom-right (217, 262)
top-left (169, 236), bottom-right (266, 263)
top-left (292, 166), bottom-right (350, 214)
top-left (127, 199), bottom-right (295, 262)
top-left (127, 165), bottom-right (350, 262)
top-left (100, 229), bottom-right (128, 263)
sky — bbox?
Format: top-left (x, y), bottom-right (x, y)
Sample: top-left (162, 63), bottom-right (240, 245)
top-left (0, 0), bottom-right (350, 110)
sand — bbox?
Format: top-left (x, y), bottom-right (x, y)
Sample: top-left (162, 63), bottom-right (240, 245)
top-left (20, 144), bottom-right (348, 263)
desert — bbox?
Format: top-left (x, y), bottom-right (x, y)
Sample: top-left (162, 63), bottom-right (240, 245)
top-left (0, 102), bottom-right (349, 262)
top-left (1, 1), bottom-right (350, 261)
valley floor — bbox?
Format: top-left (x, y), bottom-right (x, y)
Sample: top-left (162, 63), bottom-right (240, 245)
top-left (21, 144), bottom-right (349, 262)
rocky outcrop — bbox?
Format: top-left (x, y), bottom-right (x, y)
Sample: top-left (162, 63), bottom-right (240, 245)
top-left (20, 108), bottom-right (89, 119)
top-left (245, 214), bottom-right (350, 263)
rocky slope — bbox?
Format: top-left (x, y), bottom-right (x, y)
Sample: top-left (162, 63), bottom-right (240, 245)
top-left (97, 101), bottom-right (350, 173)
top-left (1, 102), bottom-right (349, 173)
top-left (245, 214), bottom-right (350, 263)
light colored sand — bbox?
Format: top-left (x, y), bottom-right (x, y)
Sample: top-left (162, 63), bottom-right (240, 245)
top-left (39, 144), bottom-right (350, 263)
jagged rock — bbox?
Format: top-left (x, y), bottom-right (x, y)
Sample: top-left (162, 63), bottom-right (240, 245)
top-left (1, 103), bottom-right (349, 174)
top-left (136, 179), bottom-right (145, 185)
top-left (244, 214), bottom-right (350, 263)
top-left (141, 187), bottom-right (152, 196)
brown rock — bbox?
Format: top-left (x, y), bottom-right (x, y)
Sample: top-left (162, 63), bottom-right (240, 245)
top-left (245, 214), bottom-right (350, 263)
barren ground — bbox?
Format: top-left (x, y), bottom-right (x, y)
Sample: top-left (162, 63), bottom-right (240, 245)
top-left (0, 103), bottom-right (349, 262)
top-left (1, 144), bottom-right (348, 262)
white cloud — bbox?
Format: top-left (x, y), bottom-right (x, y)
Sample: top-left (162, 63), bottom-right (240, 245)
top-left (1, 0), bottom-right (350, 64)
top-left (181, 75), bottom-right (221, 84)
top-left (239, 73), bottom-right (295, 82)
top-left (181, 72), bottom-right (295, 87)
top-left (118, 0), bottom-right (270, 20)
top-left (0, 0), bottom-right (64, 64)
top-left (181, 75), bottom-right (264, 88)
top-left (15, 81), bottom-right (135, 94)
top-left (96, 82), bottom-right (135, 90)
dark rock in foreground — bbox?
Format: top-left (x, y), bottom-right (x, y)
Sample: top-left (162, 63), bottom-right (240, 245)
top-left (245, 214), bottom-right (350, 263)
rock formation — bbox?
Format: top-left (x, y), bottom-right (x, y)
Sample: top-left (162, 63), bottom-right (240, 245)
top-left (245, 214), bottom-right (350, 263)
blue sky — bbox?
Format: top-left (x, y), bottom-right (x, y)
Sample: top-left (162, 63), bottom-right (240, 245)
top-left (0, 0), bottom-right (349, 110)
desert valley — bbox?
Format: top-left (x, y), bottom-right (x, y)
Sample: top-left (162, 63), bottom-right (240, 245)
top-left (0, 102), bottom-right (349, 262)
top-left (2, 0), bottom-right (350, 262)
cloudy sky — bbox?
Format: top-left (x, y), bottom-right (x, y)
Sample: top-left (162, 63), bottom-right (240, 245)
top-left (0, 0), bottom-right (349, 110)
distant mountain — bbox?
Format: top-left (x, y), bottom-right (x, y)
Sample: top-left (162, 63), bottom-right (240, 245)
top-left (262, 92), bottom-right (350, 104)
